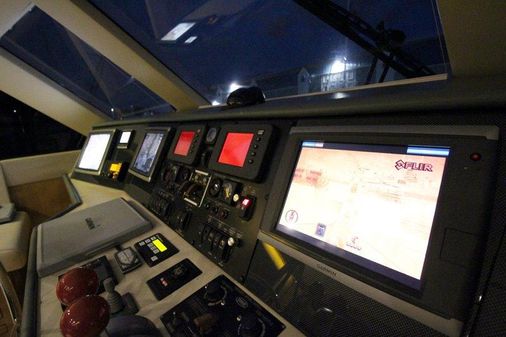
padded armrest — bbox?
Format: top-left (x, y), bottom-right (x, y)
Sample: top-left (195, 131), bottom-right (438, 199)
top-left (0, 211), bottom-right (31, 272)
top-left (0, 203), bottom-right (15, 224)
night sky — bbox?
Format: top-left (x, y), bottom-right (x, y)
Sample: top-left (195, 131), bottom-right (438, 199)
top-left (0, 91), bottom-right (83, 160)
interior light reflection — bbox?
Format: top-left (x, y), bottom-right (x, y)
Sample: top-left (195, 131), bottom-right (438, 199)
top-left (185, 36), bottom-right (198, 44)
top-left (161, 22), bottom-right (195, 41)
top-left (262, 242), bottom-right (286, 270)
top-left (333, 92), bottom-right (349, 99)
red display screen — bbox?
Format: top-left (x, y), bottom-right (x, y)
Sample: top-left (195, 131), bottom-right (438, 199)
top-left (218, 133), bottom-right (254, 167)
top-left (174, 131), bottom-right (195, 156)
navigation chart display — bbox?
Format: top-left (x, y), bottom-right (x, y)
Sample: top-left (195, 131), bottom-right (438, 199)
top-left (133, 132), bottom-right (165, 174)
top-left (277, 141), bottom-right (449, 287)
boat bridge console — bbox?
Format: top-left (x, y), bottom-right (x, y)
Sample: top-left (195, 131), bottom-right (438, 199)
top-left (0, 1), bottom-right (504, 337)
top-left (23, 85), bottom-right (506, 336)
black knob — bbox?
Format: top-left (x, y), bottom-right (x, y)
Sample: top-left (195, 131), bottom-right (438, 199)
top-left (201, 150), bottom-right (212, 167)
top-left (163, 164), bottom-right (179, 183)
top-left (176, 211), bottom-right (190, 230)
top-left (204, 282), bottom-right (224, 303)
top-left (161, 166), bottom-right (170, 183)
top-left (239, 313), bottom-right (262, 337)
top-left (208, 178), bottom-right (222, 197)
top-left (162, 201), bottom-right (172, 218)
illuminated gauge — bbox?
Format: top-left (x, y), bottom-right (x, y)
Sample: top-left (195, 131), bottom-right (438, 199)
top-left (208, 178), bottom-right (222, 197)
top-left (205, 127), bottom-right (220, 144)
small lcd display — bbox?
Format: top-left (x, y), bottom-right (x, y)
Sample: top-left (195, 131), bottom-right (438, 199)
top-left (174, 131), bottom-right (195, 156)
top-left (119, 131), bottom-right (132, 144)
top-left (276, 142), bottom-right (449, 288)
top-left (132, 132), bottom-right (165, 175)
top-left (218, 133), bottom-right (254, 167)
top-left (77, 133), bottom-right (112, 171)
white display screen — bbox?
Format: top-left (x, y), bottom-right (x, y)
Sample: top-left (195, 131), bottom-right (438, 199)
top-left (119, 131), bottom-right (132, 144)
top-left (132, 132), bottom-right (164, 175)
top-left (77, 133), bottom-right (112, 171)
top-left (277, 142), bottom-right (449, 288)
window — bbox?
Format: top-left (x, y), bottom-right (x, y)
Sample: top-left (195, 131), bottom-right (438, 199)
top-left (0, 91), bottom-right (83, 160)
top-left (90, 0), bottom-right (448, 104)
top-left (0, 7), bottom-right (174, 119)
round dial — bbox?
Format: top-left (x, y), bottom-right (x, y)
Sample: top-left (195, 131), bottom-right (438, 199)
top-left (204, 282), bottom-right (226, 304)
top-left (205, 127), bottom-right (219, 144)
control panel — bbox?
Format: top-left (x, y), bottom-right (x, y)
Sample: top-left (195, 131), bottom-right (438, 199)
top-left (147, 259), bottom-right (202, 300)
top-left (147, 123), bottom-right (282, 281)
top-left (160, 275), bottom-right (285, 337)
top-left (69, 113), bottom-right (504, 337)
top-left (134, 233), bottom-right (179, 267)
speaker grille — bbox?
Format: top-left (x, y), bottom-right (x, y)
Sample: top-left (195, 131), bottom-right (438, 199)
top-left (246, 242), bottom-right (445, 337)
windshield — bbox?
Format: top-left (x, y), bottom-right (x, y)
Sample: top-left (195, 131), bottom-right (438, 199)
top-left (90, 0), bottom-right (448, 105)
top-left (0, 7), bottom-right (174, 119)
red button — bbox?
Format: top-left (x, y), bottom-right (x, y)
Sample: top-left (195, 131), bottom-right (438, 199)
top-left (241, 199), bottom-right (251, 208)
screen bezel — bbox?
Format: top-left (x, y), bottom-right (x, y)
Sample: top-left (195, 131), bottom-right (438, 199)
top-left (173, 130), bottom-right (196, 156)
top-left (74, 129), bottom-right (116, 176)
top-left (208, 124), bottom-right (273, 180)
top-left (167, 125), bottom-right (206, 165)
top-left (128, 128), bottom-right (171, 182)
top-left (275, 141), bottom-right (449, 290)
top-left (261, 125), bottom-right (498, 319)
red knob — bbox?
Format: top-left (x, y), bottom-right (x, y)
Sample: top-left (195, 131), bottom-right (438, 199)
top-left (60, 295), bottom-right (110, 337)
top-left (56, 267), bottom-right (99, 306)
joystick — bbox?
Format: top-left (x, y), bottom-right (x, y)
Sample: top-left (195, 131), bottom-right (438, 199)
top-left (102, 277), bottom-right (138, 316)
top-left (104, 278), bottom-right (124, 315)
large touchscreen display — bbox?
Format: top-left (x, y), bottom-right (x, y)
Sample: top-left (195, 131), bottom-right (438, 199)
top-left (277, 141), bottom-right (449, 288)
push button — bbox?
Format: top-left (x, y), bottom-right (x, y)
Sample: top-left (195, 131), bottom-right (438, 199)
top-left (239, 196), bottom-right (256, 220)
